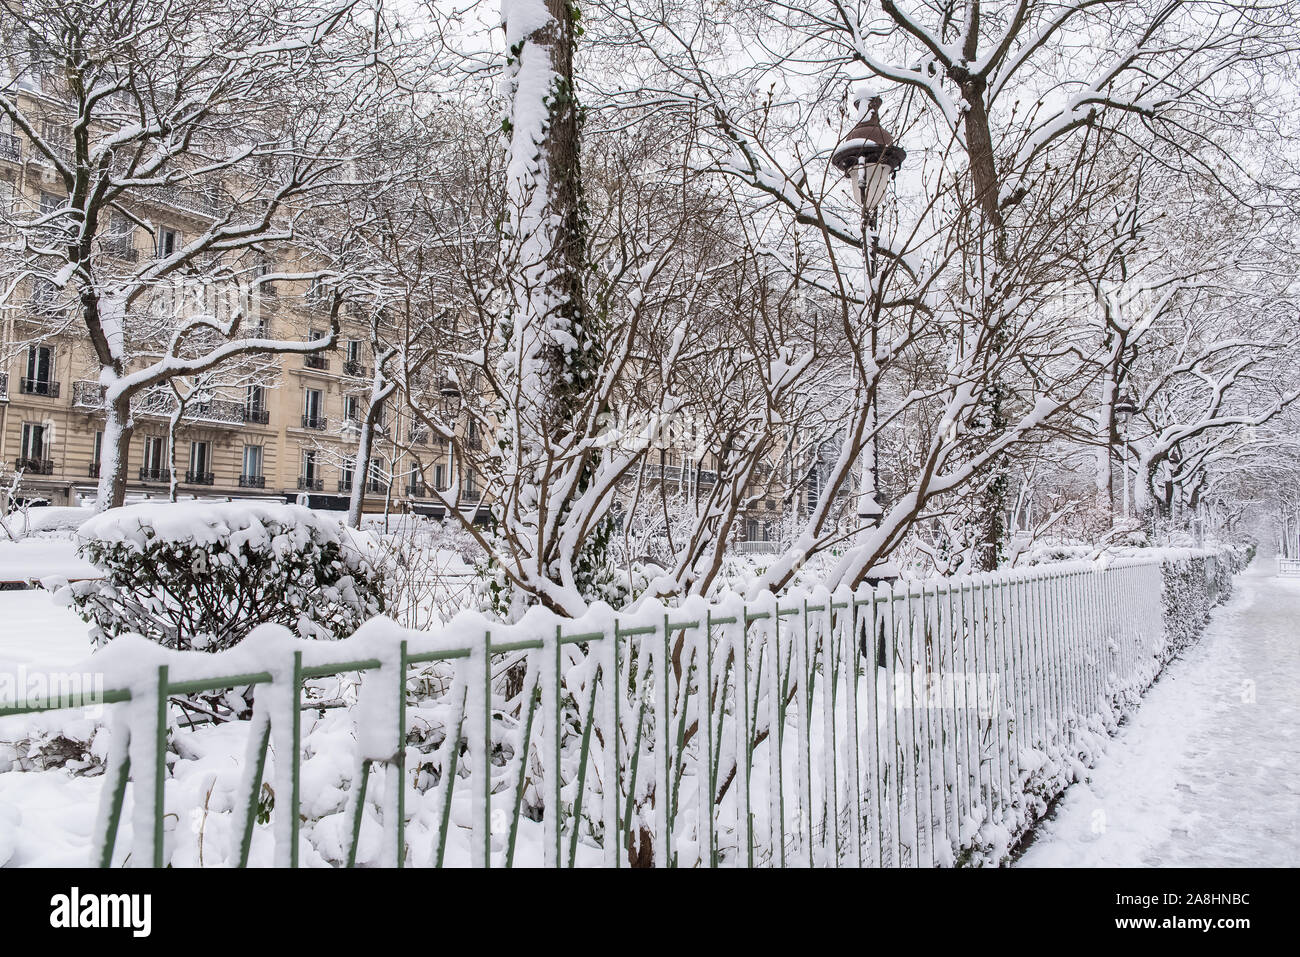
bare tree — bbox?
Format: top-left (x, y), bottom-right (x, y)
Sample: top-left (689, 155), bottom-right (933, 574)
top-left (0, 0), bottom-right (412, 508)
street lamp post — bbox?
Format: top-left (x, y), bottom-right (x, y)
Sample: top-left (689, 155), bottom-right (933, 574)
top-left (1114, 393), bottom-right (1138, 521)
top-left (832, 92), bottom-right (905, 533)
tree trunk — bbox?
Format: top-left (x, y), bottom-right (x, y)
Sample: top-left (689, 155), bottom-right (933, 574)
top-left (347, 418), bottom-right (374, 529)
top-left (96, 393), bottom-right (133, 511)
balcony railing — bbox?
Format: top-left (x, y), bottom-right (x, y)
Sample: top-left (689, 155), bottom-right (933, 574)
top-left (139, 467), bottom-right (169, 483)
top-left (301, 414), bottom-right (327, 431)
top-left (0, 133), bottom-right (19, 162)
top-left (19, 377), bottom-right (60, 398)
top-left (72, 381), bottom-right (245, 426)
top-left (366, 479), bottom-right (388, 494)
top-left (408, 426), bottom-right (429, 444)
top-left (342, 360), bottom-right (369, 378)
top-left (239, 475), bottom-right (266, 489)
top-left (88, 462), bottom-right (101, 478)
top-left (243, 407), bottom-right (270, 425)
top-left (147, 183), bottom-right (224, 218)
top-left (297, 477), bottom-right (323, 491)
top-left (184, 471), bottom-right (215, 486)
top-left (0, 372), bottom-right (8, 398)
top-left (15, 457), bottom-right (53, 475)
top-left (338, 478), bottom-right (353, 493)
top-left (184, 399), bottom-right (244, 425)
top-left (406, 483), bottom-right (427, 498)
top-left (304, 355), bottom-right (329, 371)
top-left (73, 380), bottom-right (105, 408)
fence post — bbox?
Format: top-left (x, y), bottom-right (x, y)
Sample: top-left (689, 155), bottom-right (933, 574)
top-left (289, 650), bottom-right (302, 868)
top-left (153, 664), bottom-right (168, 869)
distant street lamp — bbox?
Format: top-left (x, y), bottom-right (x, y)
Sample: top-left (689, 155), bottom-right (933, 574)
top-left (832, 91), bottom-right (905, 530)
top-left (1114, 393), bottom-right (1138, 520)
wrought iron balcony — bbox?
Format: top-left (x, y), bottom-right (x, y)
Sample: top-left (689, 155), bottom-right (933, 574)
top-left (239, 474), bottom-right (266, 488)
top-left (19, 377), bottom-right (60, 398)
top-left (243, 407), bottom-right (270, 425)
top-left (148, 183), bottom-right (224, 218)
top-left (185, 399), bottom-right (244, 425)
top-left (0, 371), bottom-right (7, 398)
top-left (72, 381), bottom-right (244, 426)
top-left (338, 478), bottom-right (353, 493)
top-left (301, 414), bottom-right (327, 431)
top-left (184, 471), bottom-right (215, 486)
top-left (366, 479), bottom-right (388, 494)
top-left (88, 462), bottom-right (101, 478)
top-left (342, 360), bottom-right (369, 378)
top-left (304, 354), bottom-right (329, 371)
top-left (406, 483), bottom-right (427, 498)
top-left (15, 456), bottom-right (53, 475)
top-left (0, 133), bottom-right (19, 162)
top-left (139, 467), bottom-right (169, 483)
top-left (297, 477), bottom-right (323, 491)
top-left (73, 380), bottom-right (106, 408)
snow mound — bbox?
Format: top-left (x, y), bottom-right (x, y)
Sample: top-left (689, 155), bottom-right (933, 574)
top-left (3, 507), bottom-right (95, 540)
top-left (76, 501), bottom-right (348, 552)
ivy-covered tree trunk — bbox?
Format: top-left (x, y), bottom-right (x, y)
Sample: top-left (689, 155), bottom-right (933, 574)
top-left (499, 0), bottom-right (615, 613)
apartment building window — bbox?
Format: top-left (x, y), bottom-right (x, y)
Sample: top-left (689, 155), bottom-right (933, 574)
top-left (241, 445), bottom-right (265, 488)
top-left (252, 254), bottom-right (275, 295)
top-left (343, 395), bottom-right (361, 424)
top-left (90, 430), bottom-right (103, 478)
top-left (244, 385), bottom-right (269, 424)
top-left (141, 435), bottom-right (167, 482)
top-left (21, 344), bottom-right (58, 396)
top-left (298, 450), bottom-right (322, 491)
top-left (343, 340), bottom-right (366, 377)
top-left (29, 278), bottom-right (60, 316)
top-left (104, 214), bottom-right (135, 259)
top-left (187, 441), bottom-right (213, 484)
top-left (368, 456), bottom-right (386, 493)
top-left (305, 328), bottom-right (328, 370)
top-left (156, 226), bottom-right (181, 259)
top-left (17, 422), bottom-right (51, 473)
top-left (339, 456), bottom-right (355, 493)
top-left (302, 389), bottom-right (325, 429)
top-left (306, 277), bottom-right (329, 307)
top-left (40, 120), bottom-right (69, 157)
top-left (0, 114), bottom-right (17, 164)
top-left (434, 464), bottom-right (447, 491)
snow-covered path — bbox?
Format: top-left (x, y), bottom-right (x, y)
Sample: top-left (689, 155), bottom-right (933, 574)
top-left (1019, 557), bottom-right (1300, 867)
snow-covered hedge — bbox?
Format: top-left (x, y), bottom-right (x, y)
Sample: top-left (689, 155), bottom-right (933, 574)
top-left (51, 503), bottom-right (385, 652)
top-left (1158, 545), bottom-right (1248, 658)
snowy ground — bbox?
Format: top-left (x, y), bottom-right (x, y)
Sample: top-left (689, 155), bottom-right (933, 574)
top-left (0, 540), bottom-right (99, 584)
top-left (1019, 556), bottom-right (1300, 867)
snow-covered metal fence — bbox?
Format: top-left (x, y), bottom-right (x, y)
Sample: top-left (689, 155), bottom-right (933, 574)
top-left (3, 556), bottom-right (1193, 867)
top-left (1277, 558), bottom-right (1300, 577)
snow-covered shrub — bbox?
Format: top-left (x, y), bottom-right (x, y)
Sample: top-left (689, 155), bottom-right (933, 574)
top-left (1158, 546), bottom-right (1239, 657)
top-left (52, 503), bottom-right (384, 652)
